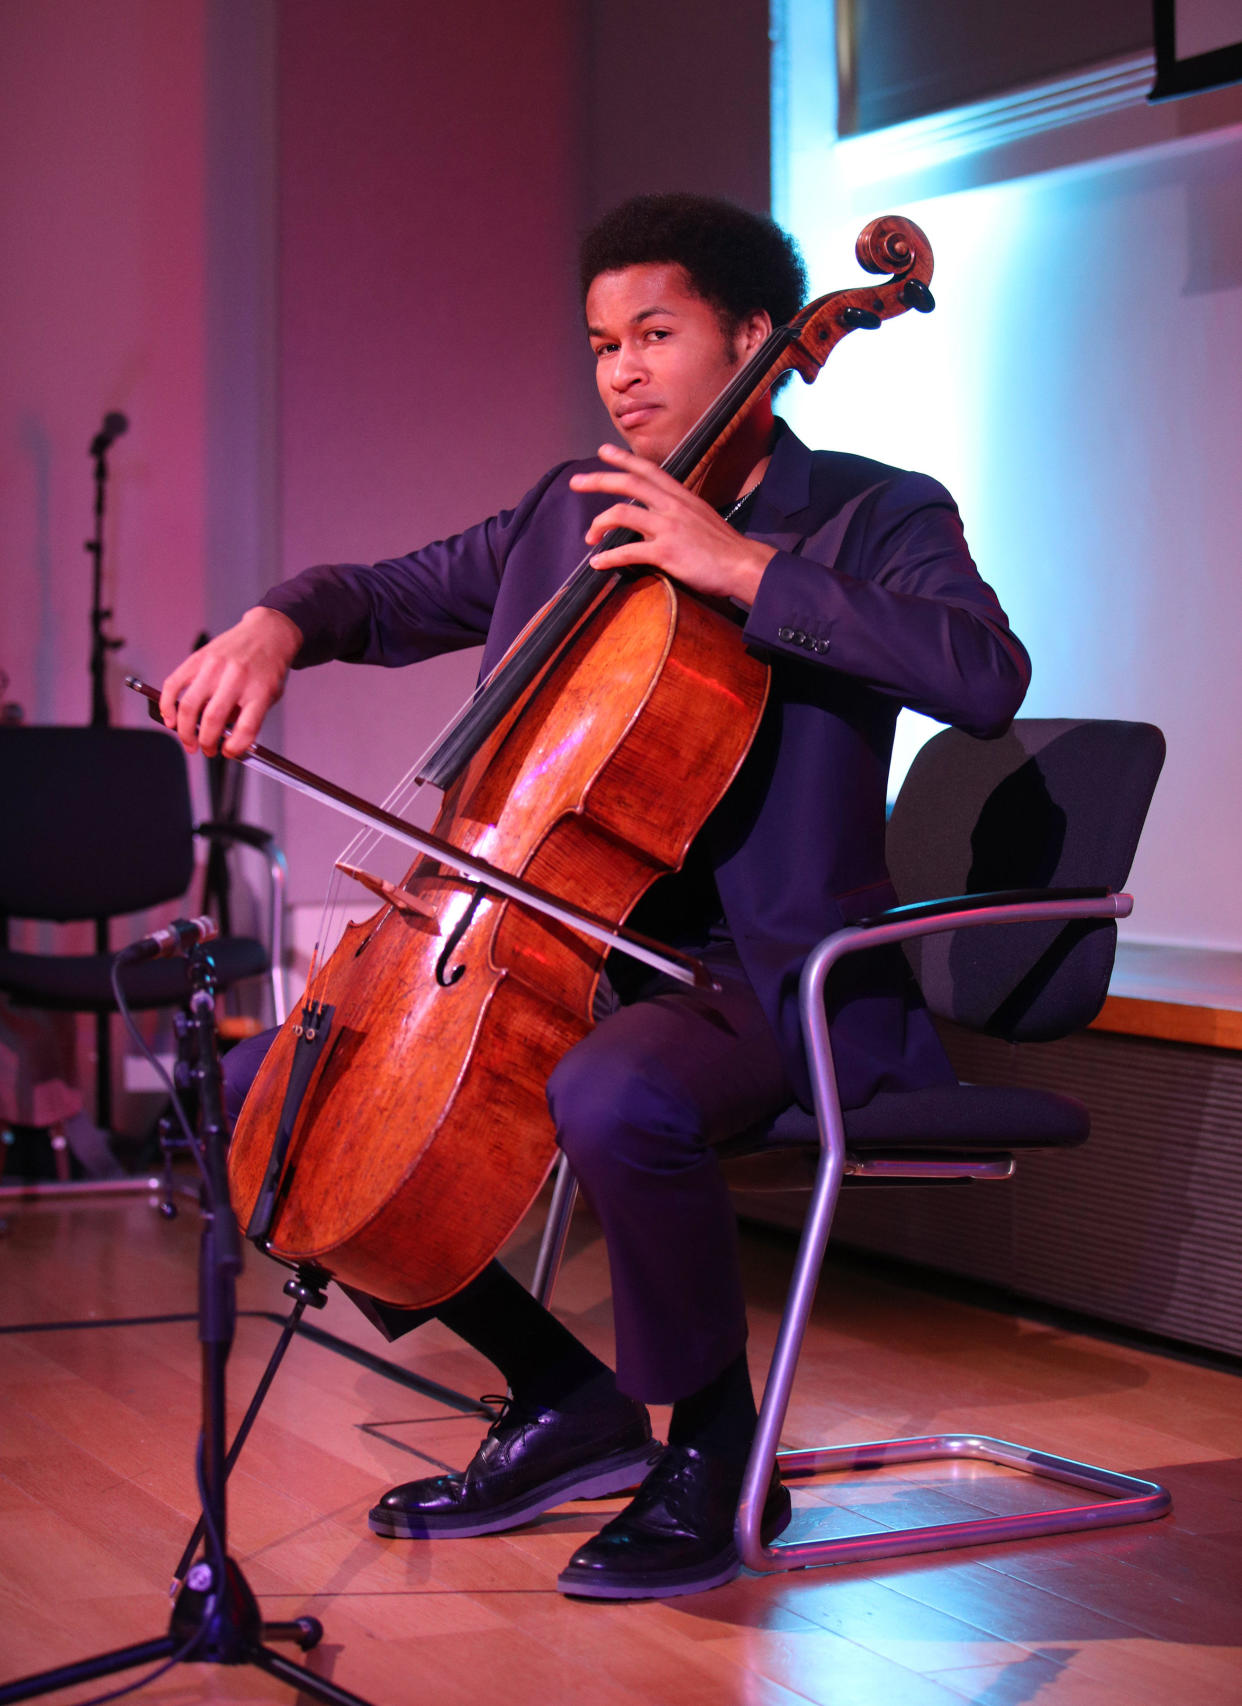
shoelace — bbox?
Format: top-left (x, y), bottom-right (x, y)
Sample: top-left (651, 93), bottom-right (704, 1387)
top-left (479, 1393), bottom-right (527, 1435)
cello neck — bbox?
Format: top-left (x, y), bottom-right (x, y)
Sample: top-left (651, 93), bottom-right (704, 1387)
top-left (419, 214), bottom-right (934, 791)
top-left (416, 324), bottom-right (797, 793)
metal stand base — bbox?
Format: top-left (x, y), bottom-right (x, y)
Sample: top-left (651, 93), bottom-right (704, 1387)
top-left (0, 1555), bottom-right (369, 1706)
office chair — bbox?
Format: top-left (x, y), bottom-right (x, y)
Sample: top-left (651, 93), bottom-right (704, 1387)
top-left (0, 725), bottom-right (287, 1161)
top-left (531, 717), bottom-right (1171, 1574)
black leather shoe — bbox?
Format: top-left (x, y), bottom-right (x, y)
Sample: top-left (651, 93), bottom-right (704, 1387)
top-left (556, 1444), bottom-right (791, 1599)
top-left (368, 1392), bottom-right (658, 1538)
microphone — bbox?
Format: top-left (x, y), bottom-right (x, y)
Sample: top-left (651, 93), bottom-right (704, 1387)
top-left (89, 411), bottom-right (129, 456)
top-left (116, 916), bottom-right (218, 966)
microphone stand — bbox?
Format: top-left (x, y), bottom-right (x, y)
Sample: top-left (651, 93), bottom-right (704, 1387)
top-left (86, 417), bottom-right (126, 732)
top-left (0, 944), bottom-right (377, 1706)
top-left (85, 417), bottom-right (126, 1130)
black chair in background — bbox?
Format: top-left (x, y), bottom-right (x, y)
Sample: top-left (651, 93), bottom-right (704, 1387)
top-left (532, 716), bottom-right (1171, 1574)
top-left (0, 726), bottom-right (286, 1176)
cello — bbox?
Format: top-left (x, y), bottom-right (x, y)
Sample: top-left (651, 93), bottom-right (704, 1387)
top-left (147, 215), bottom-right (935, 1312)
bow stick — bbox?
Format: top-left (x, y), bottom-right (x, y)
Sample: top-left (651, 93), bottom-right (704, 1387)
top-left (126, 677), bottom-right (711, 988)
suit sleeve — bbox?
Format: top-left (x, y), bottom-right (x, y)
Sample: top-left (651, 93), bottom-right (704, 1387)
top-left (744, 470), bottom-right (1030, 737)
top-left (257, 463), bottom-right (570, 669)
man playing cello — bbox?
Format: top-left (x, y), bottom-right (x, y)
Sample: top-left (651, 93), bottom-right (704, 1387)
top-left (161, 193), bottom-right (1030, 1599)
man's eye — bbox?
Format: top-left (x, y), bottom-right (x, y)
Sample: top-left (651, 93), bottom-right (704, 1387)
top-left (645, 328), bottom-right (671, 342)
top-left (593, 343), bottom-right (618, 358)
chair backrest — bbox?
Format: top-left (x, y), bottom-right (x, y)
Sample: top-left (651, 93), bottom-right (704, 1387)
top-left (886, 719), bottom-right (1165, 1041)
top-left (0, 727), bottom-right (196, 922)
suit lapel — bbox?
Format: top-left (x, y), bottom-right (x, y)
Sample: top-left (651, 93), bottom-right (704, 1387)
top-left (745, 422), bottom-right (814, 554)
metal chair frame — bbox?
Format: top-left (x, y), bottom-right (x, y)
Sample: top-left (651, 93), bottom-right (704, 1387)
top-left (734, 887), bottom-right (1170, 1571)
top-left (531, 886), bottom-right (1171, 1577)
top-left (196, 819), bottom-right (289, 1031)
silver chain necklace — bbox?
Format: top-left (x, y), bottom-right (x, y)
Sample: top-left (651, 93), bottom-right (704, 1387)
top-left (719, 485), bottom-right (758, 527)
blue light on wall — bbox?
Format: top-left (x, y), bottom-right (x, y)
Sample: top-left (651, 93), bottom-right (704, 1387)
top-left (771, 0), bottom-right (1242, 945)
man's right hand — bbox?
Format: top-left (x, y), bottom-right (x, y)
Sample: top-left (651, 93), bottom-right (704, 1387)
top-left (159, 606), bottom-right (304, 758)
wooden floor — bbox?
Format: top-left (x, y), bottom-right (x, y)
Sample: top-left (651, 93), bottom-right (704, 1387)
top-left (2, 1184), bottom-right (1240, 1704)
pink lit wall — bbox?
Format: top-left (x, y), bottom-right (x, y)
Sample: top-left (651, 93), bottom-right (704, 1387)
top-left (1, 0), bottom-right (209, 727)
top-left (273, 0), bottom-right (586, 887)
top-left (1, 0), bottom-right (771, 900)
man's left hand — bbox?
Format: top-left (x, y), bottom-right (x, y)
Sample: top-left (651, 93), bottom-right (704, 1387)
top-left (569, 445), bottom-right (775, 608)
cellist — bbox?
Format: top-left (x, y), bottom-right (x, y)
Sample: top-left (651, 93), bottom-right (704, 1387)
top-left (161, 193), bottom-right (1031, 1600)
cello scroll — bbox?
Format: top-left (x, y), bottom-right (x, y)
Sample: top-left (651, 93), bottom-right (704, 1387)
top-left (679, 215), bottom-right (934, 488)
top-left (784, 214), bottom-right (934, 382)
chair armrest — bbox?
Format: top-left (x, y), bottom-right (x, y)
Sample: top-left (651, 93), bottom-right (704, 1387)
top-left (858, 885), bottom-right (1110, 929)
top-left (798, 888), bottom-right (1131, 1169)
top-left (832, 890), bottom-right (1132, 966)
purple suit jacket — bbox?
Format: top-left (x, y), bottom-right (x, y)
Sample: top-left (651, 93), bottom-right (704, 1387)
top-left (262, 426), bottom-right (1031, 1107)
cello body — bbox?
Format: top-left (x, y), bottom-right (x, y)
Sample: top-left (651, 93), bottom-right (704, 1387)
top-left (228, 573), bottom-right (768, 1306)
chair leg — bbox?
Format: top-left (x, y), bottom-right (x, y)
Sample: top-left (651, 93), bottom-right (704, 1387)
top-left (49, 1123), bottom-right (73, 1183)
top-left (94, 1007), bottom-right (113, 1131)
top-left (735, 1109), bottom-right (846, 1571)
top-left (530, 1152), bottom-right (579, 1308)
top-left (733, 1141), bottom-right (1172, 1572)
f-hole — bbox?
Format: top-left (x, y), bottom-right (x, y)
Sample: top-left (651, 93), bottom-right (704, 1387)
top-left (435, 885), bottom-right (487, 987)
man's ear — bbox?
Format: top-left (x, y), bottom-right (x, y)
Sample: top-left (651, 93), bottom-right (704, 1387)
top-left (737, 309), bottom-right (772, 358)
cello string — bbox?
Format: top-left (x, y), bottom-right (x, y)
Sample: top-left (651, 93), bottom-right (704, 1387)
top-left (309, 772), bottom-right (435, 999)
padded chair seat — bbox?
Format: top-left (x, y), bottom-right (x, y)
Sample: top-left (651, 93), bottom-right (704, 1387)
top-left (835, 1083), bottom-right (1086, 1149)
top-left (718, 1084), bottom-right (1088, 1194)
top-left (0, 937), bottom-right (270, 1012)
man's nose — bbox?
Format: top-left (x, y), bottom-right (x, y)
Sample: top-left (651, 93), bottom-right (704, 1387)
top-left (610, 340), bottom-right (646, 388)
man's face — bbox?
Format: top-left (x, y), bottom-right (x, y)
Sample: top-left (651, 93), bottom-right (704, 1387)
top-left (585, 263), bottom-right (762, 465)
